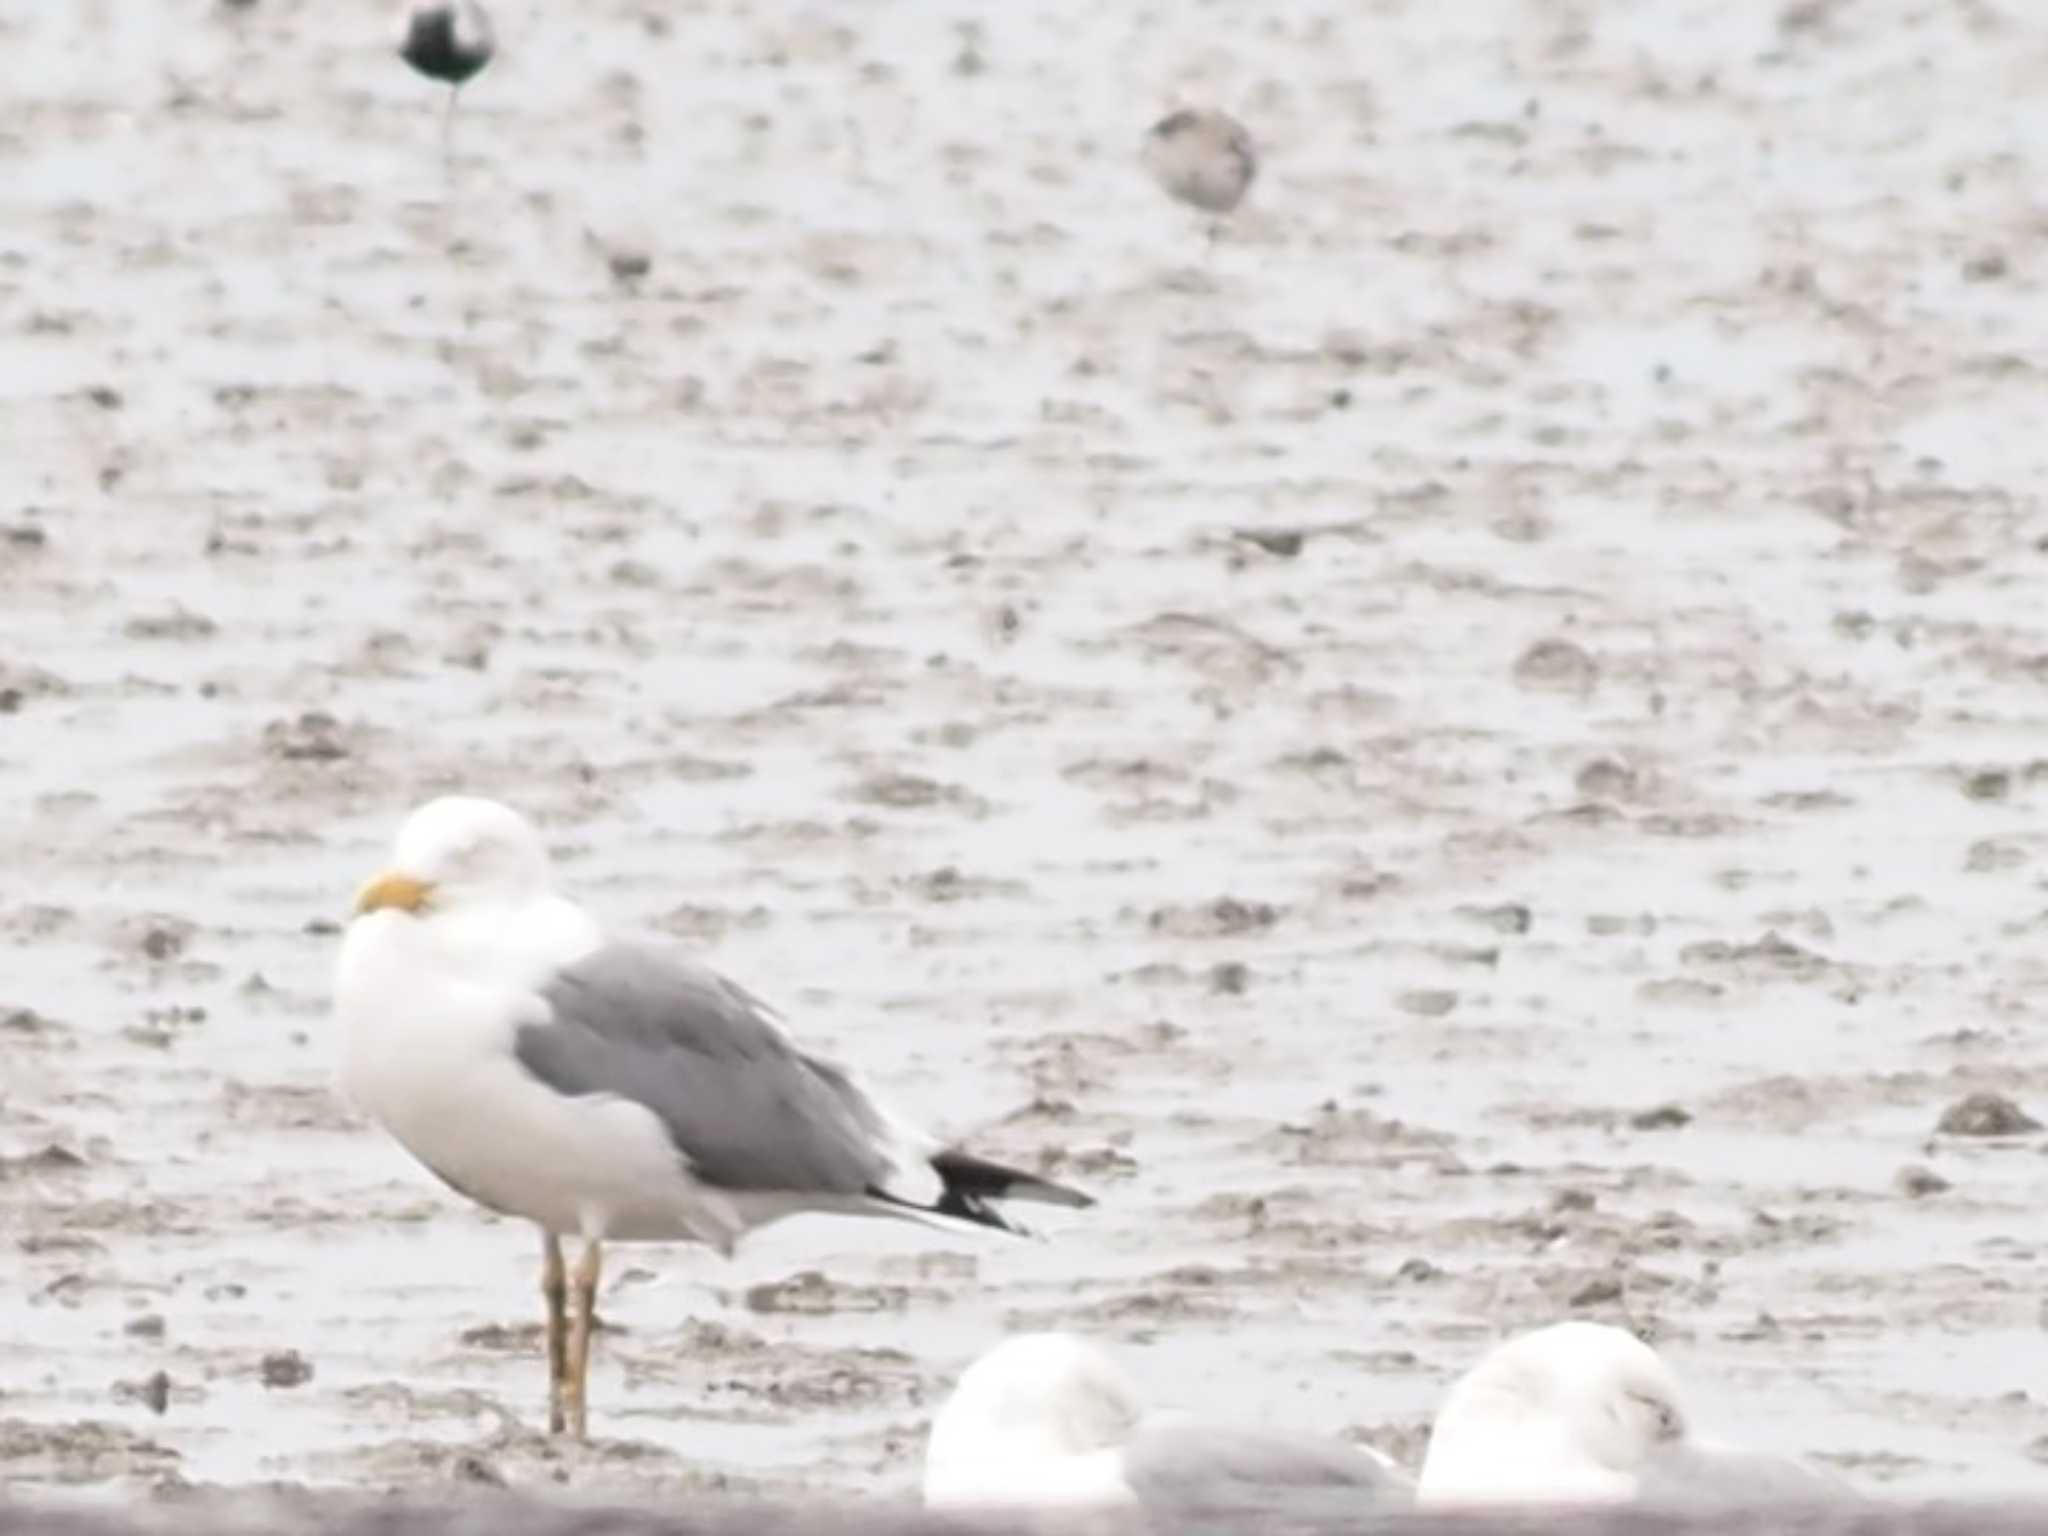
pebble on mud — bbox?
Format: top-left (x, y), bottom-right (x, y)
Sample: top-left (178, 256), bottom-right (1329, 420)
top-left (1575, 756), bottom-right (1639, 800)
top-left (3, 1006), bottom-right (62, 1036)
top-left (139, 926), bottom-right (185, 962)
top-left (1148, 895), bottom-right (1281, 938)
top-left (1894, 1164), bottom-right (1950, 1198)
top-left (451, 1453), bottom-right (507, 1487)
top-left (122, 607), bottom-right (218, 642)
top-left (1629, 1103), bottom-right (1692, 1131)
top-left (123, 1314), bottom-right (166, 1340)
top-left (1961, 768), bottom-right (2010, 802)
top-left (606, 248), bottom-right (653, 283)
top-left (1208, 960), bottom-right (1251, 995)
top-left (1935, 1091), bottom-right (2040, 1137)
top-left (264, 711), bottom-right (349, 762)
top-left (1233, 527), bottom-right (1305, 558)
top-left (1455, 902), bottom-right (1531, 935)
top-left (743, 1270), bottom-right (909, 1315)
top-left (850, 772), bottom-right (954, 810)
top-left (1395, 989), bottom-right (1458, 1017)
top-left (259, 1349), bottom-right (314, 1388)
top-left (1569, 1274), bottom-right (1624, 1308)
top-left (0, 1144), bottom-right (86, 1178)
top-left (1394, 1257), bottom-right (1443, 1283)
top-left (1513, 636), bottom-right (1598, 693)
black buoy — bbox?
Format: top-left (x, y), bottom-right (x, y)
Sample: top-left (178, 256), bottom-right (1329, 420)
top-left (398, 0), bottom-right (494, 178)
top-left (399, 0), bottom-right (495, 89)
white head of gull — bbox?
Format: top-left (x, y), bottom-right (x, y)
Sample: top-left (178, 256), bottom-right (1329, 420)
top-left (924, 1333), bottom-right (1147, 1510)
top-left (923, 1332), bottom-right (1412, 1517)
top-left (1417, 1321), bottom-right (1851, 1508)
top-left (334, 796), bottom-right (1093, 1441)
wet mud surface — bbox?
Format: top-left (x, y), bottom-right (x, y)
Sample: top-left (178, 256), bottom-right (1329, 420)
top-left (3, 0), bottom-right (2048, 1506)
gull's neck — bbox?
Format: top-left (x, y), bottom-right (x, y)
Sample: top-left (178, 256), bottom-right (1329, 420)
top-left (425, 889), bottom-right (602, 986)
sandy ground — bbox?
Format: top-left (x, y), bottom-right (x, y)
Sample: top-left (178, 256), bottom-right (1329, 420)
top-left (3, 0), bottom-right (2047, 1505)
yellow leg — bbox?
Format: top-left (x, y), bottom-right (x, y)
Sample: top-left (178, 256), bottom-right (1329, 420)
top-left (563, 1238), bottom-right (603, 1441)
top-left (541, 1232), bottom-right (568, 1435)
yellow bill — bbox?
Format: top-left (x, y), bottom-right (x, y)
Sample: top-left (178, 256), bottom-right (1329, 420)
top-left (353, 870), bottom-right (434, 917)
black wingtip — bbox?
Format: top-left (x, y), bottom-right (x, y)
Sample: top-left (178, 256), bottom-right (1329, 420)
top-left (862, 1150), bottom-right (1093, 1235)
top-left (930, 1147), bottom-right (1094, 1213)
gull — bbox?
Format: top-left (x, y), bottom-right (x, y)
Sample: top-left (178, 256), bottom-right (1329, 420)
top-left (333, 795), bottom-right (1094, 1439)
top-left (923, 1332), bottom-right (1412, 1519)
top-left (1417, 1321), bottom-right (1854, 1507)
top-left (1141, 108), bottom-right (1258, 242)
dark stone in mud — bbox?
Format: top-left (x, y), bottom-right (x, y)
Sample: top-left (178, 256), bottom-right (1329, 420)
top-left (1575, 756), bottom-right (1638, 800)
top-left (450, 1454), bottom-right (506, 1487)
top-left (458, 1322), bottom-right (541, 1352)
top-left (1394, 989), bottom-right (1457, 1017)
top-left (1455, 902), bottom-right (1531, 935)
top-left (1148, 895), bottom-right (1281, 938)
top-left (1679, 931), bottom-right (1830, 980)
top-left (0, 1144), bottom-right (86, 1178)
top-left (1935, 1092), bottom-right (2040, 1137)
top-left (607, 249), bottom-right (653, 283)
top-left (264, 712), bottom-right (349, 762)
top-left (259, 1350), bottom-right (313, 1389)
top-left (1962, 249), bottom-right (2009, 281)
top-left (1894, 1164), bottom-right (1950, 1198)
top-left (1630, 1103), bottom-right (1692, 1131)
top-left (1233, 526), bottom-right (1305, 557)
top-left (1513, 636), bottom-right (1598, 693)
top-left (140, 926), bottom-right (184, 962)
top-left (122, 607), bottom-right (218, 642)
top-left (742, 1270), bottom-right (909, 1315)
top-left (1962, 769), bottom-right (2010, 802)
top-left (1394, 1257), bottom-right (1442, 1283)
top-left (1569, 1274), bottom-right (1624, 1307)
top-left (1, 1007), bottom-right (63, 1036)
top-left (123, 1314), bottom-right (166, 1340)
top-left (1208, 960), bottom-right (1251, 995)
top-left (849, 772), bottom-right (969, 811)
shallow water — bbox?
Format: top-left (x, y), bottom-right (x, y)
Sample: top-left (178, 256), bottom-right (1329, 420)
top-left (2, 0), bottom-right (2046, 1503)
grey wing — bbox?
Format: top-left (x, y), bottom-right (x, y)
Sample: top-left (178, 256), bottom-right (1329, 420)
top-left (1120, 1418), bottom-right (1413, 1522)
top-left (1638, 1441), bottom-right (1857, 1506)
top-left (516, 941), bottom-right (899, 1196)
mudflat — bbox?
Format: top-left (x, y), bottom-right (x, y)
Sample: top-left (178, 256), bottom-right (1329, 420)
top-left (2, 0), bottom-right (2043, 1502)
